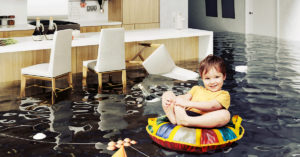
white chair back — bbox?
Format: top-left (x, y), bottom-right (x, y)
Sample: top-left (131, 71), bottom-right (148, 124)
top-left (49, 29), bottom-right (73, 77)
top-left (95, 28), bottom-right (125, 72)
top-left (142, 44), bottom-right (175, 74)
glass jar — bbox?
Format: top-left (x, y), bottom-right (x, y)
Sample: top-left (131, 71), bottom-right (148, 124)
top-left (1, 16), bottom-right (8, 26)
top-left (7, 15), bottom-right (15, 26)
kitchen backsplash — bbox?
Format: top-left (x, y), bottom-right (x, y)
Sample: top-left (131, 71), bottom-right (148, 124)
top-left (68, 1), bottom-right (108, 21)
top-left (0, 0), bottom-right (27, 25)
top-left (0, 0), bottom-right (108, 26)
top-left (160, 0), bottom-right (188, 29)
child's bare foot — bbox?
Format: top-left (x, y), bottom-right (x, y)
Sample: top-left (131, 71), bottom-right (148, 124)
top-left (163, 103), bottom-right (177, 124)
top-left (162, 91), bottom-right (176, 124)
top-left (174, 106), bottom-right (189, 126)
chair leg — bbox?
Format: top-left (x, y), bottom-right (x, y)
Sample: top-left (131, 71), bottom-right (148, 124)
top-left (122, 70), bottom-right (127, 94)
top-left (97, 73), bottom-right (102, 94)
top-left (68, 72), bottom-right (73, 89)
top-left (20, 75), bottom-right (26, 98)
top-left (51, 78), bottom-right (56, 104)
top-left (82, 66), bottom-right (88, 88)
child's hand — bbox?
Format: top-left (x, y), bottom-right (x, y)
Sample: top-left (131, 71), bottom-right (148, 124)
top-left (175, 97), bottom-right (188, 107)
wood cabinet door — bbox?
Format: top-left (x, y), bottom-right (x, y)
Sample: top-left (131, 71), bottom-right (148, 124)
top-left (123, 0), bottom-right (159, 24)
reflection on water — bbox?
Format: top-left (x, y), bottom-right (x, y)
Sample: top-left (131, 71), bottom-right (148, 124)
top-left (216, 32), bottom-right (300, 157)
top-left (97, 94), bottom-right (128, 138)
top-left (1, 32), bottom-right (300, 156)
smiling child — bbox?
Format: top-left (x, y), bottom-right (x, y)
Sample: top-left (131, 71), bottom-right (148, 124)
top-left (162, 55), bottom-right (231, 128)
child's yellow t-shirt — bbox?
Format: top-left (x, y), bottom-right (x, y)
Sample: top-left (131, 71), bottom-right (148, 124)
top-left (186, 86), bottom-right (230, 114)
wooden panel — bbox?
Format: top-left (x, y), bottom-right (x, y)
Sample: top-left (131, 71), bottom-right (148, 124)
top-left (80, 25), bottom-right (122, 33)
top-left (11, 30), bottom-right (34, 37)
top-left (0, 50), bottom-right (50, 83)
top-left (0, 31), bottom-right (10, 38)
top-left (71, 47), bottom-right (77, 73)
top-left (147, 0), bottom-right (160, 23)
top-left (122, 24), bottom-right (135, 30)
top-left (134, 23), bottom-right (160, 29)
top-left (0, 30), bottom-right (33, 38)
top-left (108, 0), bottom-right (123, 22)
top-left (123, 0), bottom-right (159, 24)
top-left (102, 25), bottom-right (122, 29)
top-left (75, 45), bottom-right (98, 73)
top-left (122, 0), bottom-right (134, 24)
top-left (0, 30), bottom-right (34, 38)
top-left (125, 37), bottom-right (199, 63)
top-left (80, 26), bottom-right (102, 33)
top-left (125, 42), bottom-right (139, 60)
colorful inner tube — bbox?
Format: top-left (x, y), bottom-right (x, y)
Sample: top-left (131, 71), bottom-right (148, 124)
top-left (146, 115), bottom-right (244, 153)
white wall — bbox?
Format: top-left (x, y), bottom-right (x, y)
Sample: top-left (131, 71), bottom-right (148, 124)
top-left (189, 0), bottom-right (245, 33)
top-left (27, 0), bottom-right (69, 20)
top-left (27, 0), bottom-right (107, 21)
top-left (160, 0), bottom-right (188, 29)
top-left (278, 0), bottom-right (300, 41)
top-left (0, 0), bottom-right (28, 25)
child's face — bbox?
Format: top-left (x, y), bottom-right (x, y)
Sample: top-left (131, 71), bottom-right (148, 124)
top-left (202, 67), bottom-right (226, 92)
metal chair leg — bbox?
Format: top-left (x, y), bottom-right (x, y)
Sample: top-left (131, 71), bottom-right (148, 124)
top-left (122, 70), bottom-right (127, 94)
top-left (68, 72), bottom-right (73, 89)
top-left (51, 78), bottom-right (56, 104)
top-left (82, 66), bottom-right (88, 88)
top-left (97, 73), bottom-right (102, 94)
top-left (20, 75), bottom-right (26, 98)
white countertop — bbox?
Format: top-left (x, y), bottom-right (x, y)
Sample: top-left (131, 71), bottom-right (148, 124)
top-left (0, 24), bottom-right (35, 31)
top-left (0, 28), bottom-right (213, 53)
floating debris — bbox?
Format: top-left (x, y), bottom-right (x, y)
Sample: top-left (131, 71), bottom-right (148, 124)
top-left (33, 133), bottom-right (46, 140)
top-left (235, 65), bottom-right (248, 73)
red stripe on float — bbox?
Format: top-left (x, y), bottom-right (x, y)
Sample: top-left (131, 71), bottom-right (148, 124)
top-left (201, 129), bottom-right (219, 145)
top-left (149, 135), bottom-right (232, 153)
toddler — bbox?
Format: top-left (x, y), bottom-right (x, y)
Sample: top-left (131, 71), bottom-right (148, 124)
top-left (162, 55), bottom-right (231, 128)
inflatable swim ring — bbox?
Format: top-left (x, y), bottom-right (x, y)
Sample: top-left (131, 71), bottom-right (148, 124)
top-left (146, 115), bottom-right (244, 153)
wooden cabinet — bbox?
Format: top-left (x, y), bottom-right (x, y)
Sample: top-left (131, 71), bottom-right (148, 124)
top-left (80, 26), bottom-right (102, 33)
top-left (122, 0), bottom-right (159, 24)
top-left (80, 25), bottom-right (121, 33)
top-left (0, 30), bottom-right (34, 38)
top-left (108, 0), bottom-right (160, 30)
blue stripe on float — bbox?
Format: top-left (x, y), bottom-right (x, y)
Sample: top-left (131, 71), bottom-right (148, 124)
top-left (156, 123), bottom-right (176, 139)
top-left (218, 127), bottom-right (237, 141)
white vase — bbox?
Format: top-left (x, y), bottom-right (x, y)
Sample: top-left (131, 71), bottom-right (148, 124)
top-left (174, 13), bottom-right (185, 30)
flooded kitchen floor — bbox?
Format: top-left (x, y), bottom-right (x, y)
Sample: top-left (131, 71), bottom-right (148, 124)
top-left (0, 32), bottom-right (300, 157)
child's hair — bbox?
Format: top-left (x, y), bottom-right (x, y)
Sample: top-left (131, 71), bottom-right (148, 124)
top-left (199, 55), bottom-right (226, 77)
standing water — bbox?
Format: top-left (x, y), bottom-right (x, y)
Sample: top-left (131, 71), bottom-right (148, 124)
top-left (0, 32), bottom-right (300, 157)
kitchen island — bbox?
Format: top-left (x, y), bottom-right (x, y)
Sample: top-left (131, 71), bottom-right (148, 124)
top-left (0, 28), bottom-right (213, 85)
